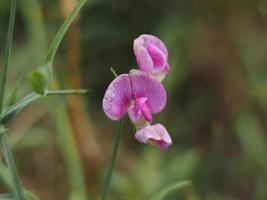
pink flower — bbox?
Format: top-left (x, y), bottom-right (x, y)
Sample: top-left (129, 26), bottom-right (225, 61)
top-left (135, 123), bottom-right (172, 150)
top-left (133, 34), bottom-right (170, 81)
top-left (103, 72), bottom-right (167, 126)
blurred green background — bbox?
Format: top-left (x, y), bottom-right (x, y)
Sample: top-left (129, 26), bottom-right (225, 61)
top-left (1, 0), bottom-right (267, 199)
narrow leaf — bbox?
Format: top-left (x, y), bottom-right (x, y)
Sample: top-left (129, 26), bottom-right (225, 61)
top-left (0, 161), bottom-right (12, 190)
top-left (45, 0), bottom-right (88, 63)
top-left (0, 127), bottom-right (26, 200)
top-left (149, 180), bottom-right (192, 200)
top-left (0, 93), bottom-right (41, 124)
top-left (235, 111), bottom-right (267, 174)
top-left (0, 193), bottom-right (13, 200)
top-left (0, 0), bottom-right (17, 113)
top-left (4, 72), bottom-right (25, 108)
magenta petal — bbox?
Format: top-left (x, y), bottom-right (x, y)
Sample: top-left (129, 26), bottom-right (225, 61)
top-left (135, 123), bottom-right (172, 150)
top-left (130, 72), bottom-right (167, 113)
top-left (141, 103), bottom-right (153, 122)
top-left (146, 43), bottom-right (167, 70)
top-left (102, 74), bottom-right (132, 120)
top-left (127, 97), bottom-right (152, 123)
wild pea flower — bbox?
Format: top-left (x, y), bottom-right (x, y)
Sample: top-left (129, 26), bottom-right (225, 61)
top-left (103, 72), bottom-right (166, 126)
top-left (135, 123), bottom-right (172, 150)
top-left (103, 34), bottom-right (173, 150)
top-left (133, 34), bottom-right (170, 81)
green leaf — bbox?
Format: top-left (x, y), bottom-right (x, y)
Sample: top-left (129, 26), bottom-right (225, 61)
top-left (235, 110), bottom-right (267, 174)
top-left (28, 64), bottom-right (52, 95)
top-left (0, 0), bottom-right (17, 113)
top-left (0, 93), bottom-right (41, 124)
top-left (4, 72), bottom-right (24, 108)
top-left (24, 191), bottom-right (40, 200)
top-left (0, 161), bottom-right (12, 190)
top-left (0, 127), bottom-right (27, 200)
top-left (0, 193), bottom-right (13, 200)
top-left (149, 181), bottom-right (192, 200)
top-left (45, 0), bottom-right (88, 63)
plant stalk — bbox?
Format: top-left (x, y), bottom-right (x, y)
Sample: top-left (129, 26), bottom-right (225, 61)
top-left (0, 0), bottom-right (17, 114)
top-left (101, 119), bottom-right (124, 200)
top-left (0, 126), bottom-right (26, 200)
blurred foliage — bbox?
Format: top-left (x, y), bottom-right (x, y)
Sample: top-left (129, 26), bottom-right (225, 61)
top-left (1, 0), bottom-right (267, 199)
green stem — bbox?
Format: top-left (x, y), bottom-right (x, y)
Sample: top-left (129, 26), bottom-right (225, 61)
top-left (46, 89), bottom-right (89, 96)
top-left (0, 93), bottom-right (41, 124)
top-left (53, 100), bottom-right (88, 200)
top-left (45, 0), bottom-right (87, 64)
top-left (0, 89), bottom-right (89, 124)
top-left (101, 119), bottom-right (124, 200)
top-left (0, 127), bottom-right (26, 200)
top-left (0, 0), bottom-right (17, 114)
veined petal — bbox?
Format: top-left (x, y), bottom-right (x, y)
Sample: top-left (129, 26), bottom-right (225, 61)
top-left (130, 72), bottom-right (167, 113)
top-left (103, 74), bottom-right (132, 120)
top-left (135, 123), bottom-right (172, 150)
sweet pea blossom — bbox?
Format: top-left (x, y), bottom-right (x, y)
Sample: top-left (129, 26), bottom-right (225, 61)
top-left (103, 72), bottom-right (167, 127)
top-left (133, 34), bottom-right (170, 81)
top-left (135, 123), bottom-right (172, 150)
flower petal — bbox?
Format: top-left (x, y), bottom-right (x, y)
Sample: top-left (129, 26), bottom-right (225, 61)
top-left (135, 123), bottom-right (172, 150)
top-left (146, 43), bottom-right (167, 70)
top-left (130, 72), bottom-right (167, 113)
top-left (102, 74), bottom-right (132, 120)
top-left (133, 38), bottom-right (154, 72)
top-left (138, 34), bottom-right (168, 59)
top-left (127, 97), bottom-right (153, 123)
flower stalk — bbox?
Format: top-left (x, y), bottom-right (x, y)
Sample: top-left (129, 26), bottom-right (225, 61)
top-left (101, 119), bottom-right (124, 200)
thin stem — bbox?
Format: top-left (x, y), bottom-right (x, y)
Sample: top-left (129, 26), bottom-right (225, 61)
top-left (0, 89), bottom-right (89, 124)
top-left (101, 119), bottom-right (124, 200)
top-left (0, 0), bottom-right (17, 114)
top-left (110, 67), bottom-right (118, 78)
top-left (0, 93), bottom-right (41, 124)
top-left (53, 100), bottom-right (88, 200)
top-left (46, 89), bottom-right (89, 96)
top-left (0, 127), bottom-right (26, 200)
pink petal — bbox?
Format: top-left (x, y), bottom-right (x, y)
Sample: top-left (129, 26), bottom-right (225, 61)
top-left (102, 74), bottom-right (132, 120)
top-left (128, 97), bottom-right (153, 123)
top-left (146, 43), bottom-right (167, 71)
top-left (130, 72), bottom-right (167, 113)
top-left (137, 34), bottom-right (168, 58)
top-left (133, 34), bottom-right (170, 80)
top-left (133, 39), bottom-right (154, 72)
top-left (134, 123), bottom-right (172, 150)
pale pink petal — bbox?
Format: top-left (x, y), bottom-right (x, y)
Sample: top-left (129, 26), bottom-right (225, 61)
top-left (130, 72), bottom-right (167, 113)
top-left (102, 74), bottom-right (132, 120)
top-left (133, 39), bottom-right (153, 72)
top-left (133, 34), bottom-right (170, 80)
top-left (138, 34), bottom-right (168, 58)
top-left (127, 97), bottom-right (152, 123)
top-left (141, 103), bottom-right (152, 122)
top-left (135, 123), bottom-right (172, 150)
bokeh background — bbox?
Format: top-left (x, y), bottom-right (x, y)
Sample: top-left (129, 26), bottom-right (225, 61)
top-left (1, 0), bottom-right (267, 199)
